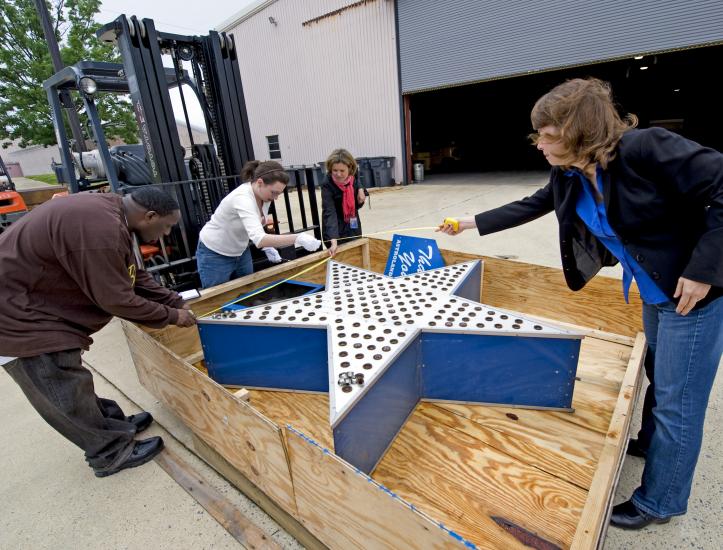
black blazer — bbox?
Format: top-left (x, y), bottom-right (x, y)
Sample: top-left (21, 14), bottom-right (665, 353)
top-left (475, 128), bottom-right (723, 308)
top-left (321, 174), bottom-right (368, 244)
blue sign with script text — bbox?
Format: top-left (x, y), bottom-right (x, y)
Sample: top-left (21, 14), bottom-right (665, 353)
top-left (384, 234), bottom-right (445, 277)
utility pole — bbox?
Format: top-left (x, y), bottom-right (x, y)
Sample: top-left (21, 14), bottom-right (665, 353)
top-left (33, 0), bottom-right (87, 153)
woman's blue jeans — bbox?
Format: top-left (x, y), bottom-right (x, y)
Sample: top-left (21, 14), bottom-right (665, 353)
top-left (632, 297), bottom-right (722, 518)
top-left (196, 241), bottom-right (253, 289)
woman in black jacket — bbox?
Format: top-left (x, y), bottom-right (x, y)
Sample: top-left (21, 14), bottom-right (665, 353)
top-left (321, 149), bottom-right (368, 256)
top-left (440, 78), bottom-right (722, 530)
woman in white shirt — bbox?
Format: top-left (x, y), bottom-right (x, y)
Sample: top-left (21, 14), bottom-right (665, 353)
top-left (196, 160), bottom-right (321, 288)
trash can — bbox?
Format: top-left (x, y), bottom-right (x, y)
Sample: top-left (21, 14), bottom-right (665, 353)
top-left (313, 162), bottom-right (327, 185)
top-left (285, 165), bottom-right (306, 187)
top-left (355, 157), bottom-right (373, 189)
top-left (369, 156), bottom-right (395, 187)
top-left (413, 162), bottom-right (425, 183)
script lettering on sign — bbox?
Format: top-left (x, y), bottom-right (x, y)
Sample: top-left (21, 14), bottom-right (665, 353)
top-left (384, 235), bottom-right (444, 277)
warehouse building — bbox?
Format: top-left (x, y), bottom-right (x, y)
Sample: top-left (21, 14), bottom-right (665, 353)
top-left (219, 0), bottom-right (723, 183)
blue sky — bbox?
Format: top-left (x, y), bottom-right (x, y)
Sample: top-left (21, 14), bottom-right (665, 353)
top-left (94, 0), bottom-right (258, 128)
top-left (95, 0), bottom-right (256, 35)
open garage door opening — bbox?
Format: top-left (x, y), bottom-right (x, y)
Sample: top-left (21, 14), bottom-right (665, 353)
top-left (407, 44), bottom-right (723, 176)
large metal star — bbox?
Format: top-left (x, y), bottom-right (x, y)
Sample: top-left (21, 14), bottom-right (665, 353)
top-left (198, 260), bottom-right (582, 473)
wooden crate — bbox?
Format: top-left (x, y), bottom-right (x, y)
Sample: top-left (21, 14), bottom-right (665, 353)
top-left (18, 185), bottom-right (68, 210)
top-left (122, 238), bottom-right (645, 549)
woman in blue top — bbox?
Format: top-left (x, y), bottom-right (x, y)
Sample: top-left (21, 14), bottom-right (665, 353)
top-left (439, 78), bottom-right (722, 530)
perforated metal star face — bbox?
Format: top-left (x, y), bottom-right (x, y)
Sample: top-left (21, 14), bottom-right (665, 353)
top-left (198, 260), bottom-right (582, 473)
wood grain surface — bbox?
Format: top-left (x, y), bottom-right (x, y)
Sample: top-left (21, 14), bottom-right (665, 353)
top-left (248, 390), bottom-right (332, 449)
top-left (417, 403), bottom-right (600, 489)
top-left (121, 321), bottom-right (298, 515)
top-left (285, 426), bottom-right (471, 550)
top-left (571, 333), bottom-right (647, 549)
top-left (373, 411), bottom-right (587, 549)
top-left (192, 435), bottom-right (329, 550)
top-left (123, 239), bottom-right (645, 549)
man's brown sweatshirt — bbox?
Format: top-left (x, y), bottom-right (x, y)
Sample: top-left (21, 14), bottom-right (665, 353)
top-left (0, 193), bottom-right (184, 357)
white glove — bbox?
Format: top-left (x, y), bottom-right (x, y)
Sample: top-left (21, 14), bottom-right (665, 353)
top-left (263, 247), bottom-right (283, 263)
top-left (295, 232), bottom-right (322, 252)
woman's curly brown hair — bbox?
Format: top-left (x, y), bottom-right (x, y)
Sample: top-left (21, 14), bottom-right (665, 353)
top-left (530, 78), bottom-right (638, 170)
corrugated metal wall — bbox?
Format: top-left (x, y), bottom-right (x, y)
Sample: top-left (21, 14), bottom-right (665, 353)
top-left (225, 0), bottom-right (403, 180)
top-left (397, 0), bottom-right (723, 93)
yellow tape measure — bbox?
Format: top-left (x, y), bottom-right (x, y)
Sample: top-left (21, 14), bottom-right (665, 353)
top-left (442, 217), bottom-right (459, 232)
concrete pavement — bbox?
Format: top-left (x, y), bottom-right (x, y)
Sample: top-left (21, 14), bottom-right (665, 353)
top-left (8, 176), bottom-right (57, 191)
top-left (1, 323), bottom-right (303, 549)
top-left (1, 173), bottom-right (719, 549)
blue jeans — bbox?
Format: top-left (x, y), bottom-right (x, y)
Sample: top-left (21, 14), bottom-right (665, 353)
top-left (196, 240), bottom-right (253, 289)
top-left (632, 297), bottom-right (722, 518)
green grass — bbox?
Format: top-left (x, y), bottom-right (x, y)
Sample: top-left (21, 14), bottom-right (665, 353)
top-left (26, 173), bottom-right (60, 185)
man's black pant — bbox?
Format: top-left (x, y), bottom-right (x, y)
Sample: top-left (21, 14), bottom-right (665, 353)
top-left (3, 349), bottom-right (135, 470)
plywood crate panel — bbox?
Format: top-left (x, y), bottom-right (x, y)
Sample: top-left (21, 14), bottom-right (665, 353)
top-left (124, 239), bottom-right (644, 549)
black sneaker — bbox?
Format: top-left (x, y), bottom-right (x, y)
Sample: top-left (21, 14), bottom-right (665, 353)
top-left (94, 436), bottom-right (164, 478)
top-left (611, 499), bottom-right (671, 529)
top-left (626, 438), bottom-right (648, 458)
top-left (126, 411), bottom-right (153, 433)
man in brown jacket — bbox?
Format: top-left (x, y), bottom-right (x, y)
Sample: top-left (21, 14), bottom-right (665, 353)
top-left (0, 187), bottom-right (196, 477)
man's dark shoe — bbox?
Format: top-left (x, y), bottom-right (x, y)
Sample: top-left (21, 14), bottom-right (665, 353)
top-left (626, 438), bottom-right (648, 458)
top-left (610, 499), bottom-right (670, 529)
top-left (126, 411), bottom-right (153, 433)
top-left (94, 436), bottom-right (164, 478)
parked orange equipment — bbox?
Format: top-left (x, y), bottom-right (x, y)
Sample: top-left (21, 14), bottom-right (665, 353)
top-left (0, 190), bottom-right (28, 214)
top-left (0, 190), bottom-right (28, 235)
top-left (1, 152), bottom-right (29, 234)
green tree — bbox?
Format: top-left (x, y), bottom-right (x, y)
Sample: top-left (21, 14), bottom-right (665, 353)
top-left (0, 0), bottom-right (138, 149)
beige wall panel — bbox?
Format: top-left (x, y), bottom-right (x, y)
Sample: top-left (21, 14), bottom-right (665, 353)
top-left (226, 0), bottom-right (403, 181)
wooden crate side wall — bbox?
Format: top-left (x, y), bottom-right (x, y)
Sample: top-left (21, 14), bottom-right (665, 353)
top-left (284, 426), bottom-right (471, 550)
top-left (121, 321), bottom-right (298, 515)
top-left (19, 186), bottom-right (68, 209)
top-left (191, 434), bottom-right (328, 550)
top-left (571, 333), bottom-right (647, 549)
top-left (367, 239), bottom-right (642, 337)
top-left (119, 236), bottom-right (645, 549)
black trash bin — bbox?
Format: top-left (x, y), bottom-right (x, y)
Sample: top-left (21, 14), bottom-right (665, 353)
top-left (369, 156), bottom-right (395, 187)
top-left (314, 162), bottom-right (327, 185)
top-left (355, 157), bottom-right (373, 189)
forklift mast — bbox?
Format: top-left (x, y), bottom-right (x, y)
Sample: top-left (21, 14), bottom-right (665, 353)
top-left (97, 16), bottom-right (253, 188)
top-left (43, 15), bottom-right (321, 290)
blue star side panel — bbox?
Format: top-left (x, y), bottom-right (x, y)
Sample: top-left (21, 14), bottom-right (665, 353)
top-left (420, 333), bottom-right (581, 409)
top-left (198, 323), bottom-right (329, 392)
top-left (333, 338), bottom-right (422, 474)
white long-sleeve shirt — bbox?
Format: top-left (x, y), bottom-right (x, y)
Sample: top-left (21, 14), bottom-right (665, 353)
top-left (199, 182), bottom-right (271, 257)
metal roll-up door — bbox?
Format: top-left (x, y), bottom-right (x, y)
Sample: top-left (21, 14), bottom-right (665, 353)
top-left (396, 0), bottom-right (723, 94)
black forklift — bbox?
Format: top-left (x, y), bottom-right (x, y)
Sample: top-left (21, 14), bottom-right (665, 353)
top-left (44, 15), bottom-right (322, 290)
